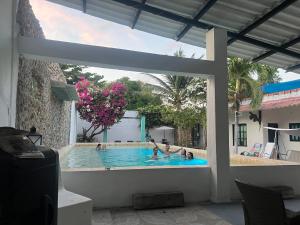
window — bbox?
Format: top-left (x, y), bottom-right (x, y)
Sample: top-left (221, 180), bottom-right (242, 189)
top-left (289, 123), bottom-right (300, 142)
top-left (232, 124), bottom-right (247, 146)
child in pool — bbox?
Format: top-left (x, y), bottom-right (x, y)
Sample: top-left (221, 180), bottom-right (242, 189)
top-left (187, 152), bottom-right (194, 160)
top-left (151, 146), bottom-right (159, 160)
top-left (96, 143), bottom-right (102, 151)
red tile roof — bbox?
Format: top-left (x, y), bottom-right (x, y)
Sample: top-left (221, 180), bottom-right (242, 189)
top-left (240, 96), bottom-right (300, 112)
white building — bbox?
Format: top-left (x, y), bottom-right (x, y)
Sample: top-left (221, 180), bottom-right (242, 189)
top-left (229, 80), bottom-right (300, 155)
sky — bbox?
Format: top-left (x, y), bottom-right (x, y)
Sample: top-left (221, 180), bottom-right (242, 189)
top-left (29, 0), bottom-right (299, 83)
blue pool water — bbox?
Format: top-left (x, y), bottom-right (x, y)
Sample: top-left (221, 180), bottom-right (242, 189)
top-left (61, 147), bottom-right (208, 169)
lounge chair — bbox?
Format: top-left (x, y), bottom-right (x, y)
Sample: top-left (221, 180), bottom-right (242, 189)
top-left (235, 180), bottom-right (300, 225)
top-left (241, 143), bottom-right (262, 157)
top-left (260, 142), bottom-right (276, 159)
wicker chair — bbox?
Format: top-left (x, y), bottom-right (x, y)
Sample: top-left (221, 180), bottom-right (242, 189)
top-left (235, 180), bottom-right (300, 225)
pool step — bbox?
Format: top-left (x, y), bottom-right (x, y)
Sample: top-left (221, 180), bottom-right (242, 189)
top-left (132, 191), bottom-right (184, 209)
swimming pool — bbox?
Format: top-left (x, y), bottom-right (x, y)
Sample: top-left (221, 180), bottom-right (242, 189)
top-left (61, 146), bottom-right (208, 169)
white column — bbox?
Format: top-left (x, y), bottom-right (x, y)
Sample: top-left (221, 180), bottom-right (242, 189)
top-left (69, 101), bottom-right (77, 144)
top-left (0, 0), bottom-right (19, 127)
top-left (206, 28), bottom-right (230, 202)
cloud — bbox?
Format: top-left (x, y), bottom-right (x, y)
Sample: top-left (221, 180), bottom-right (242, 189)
top-left (29, 0), bottom-right (124, 47)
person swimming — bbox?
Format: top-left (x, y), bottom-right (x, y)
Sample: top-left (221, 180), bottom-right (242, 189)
top-left (181, 149), bottom-right (187, 158)
top-left (187, 152), bottom-right (194, 160)
top-left (96, 143), bottom-right (102, 151)
top-left (150, 139), bottom-right (182, 157)
top-left (151, 146), bottom-right (159, 160)
top-left (96, 143), bottom-right (106, 150)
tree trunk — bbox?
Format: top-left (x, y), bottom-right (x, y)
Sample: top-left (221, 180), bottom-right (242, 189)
top-left (202, 126), bottom-right (207, 150)
top-left (234, 79), bottom-right (241, 154)
top-left (234, 110), bottom-right (239, 154)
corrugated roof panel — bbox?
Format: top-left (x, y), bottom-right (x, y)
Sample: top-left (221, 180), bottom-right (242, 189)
top-left (135, 11), bottom-right (184, 39)
top-left (50, 0), bottom-right (82, 10)
top-left (288, 42), bottom-right (300, 53)
top-left (87, 0), bottom-right (137, 27)
top-left (201, 0), bottom-right (281, 32)
top-left (246, 1), bottom-right (300, 46)
top-left (47, 0), bottom-right (300, 74)
top-left (147, 0), bottom-right (205, 18)
top-left (271, 53), bottom-right (300, 64)
top-left (260, 54), bottom-right (297, 68)
top-left (180, 27), bottom-right (207, 48)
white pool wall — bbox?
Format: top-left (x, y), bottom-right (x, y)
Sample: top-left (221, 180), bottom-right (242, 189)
top-left (62, 166), bottom-right (211, 208)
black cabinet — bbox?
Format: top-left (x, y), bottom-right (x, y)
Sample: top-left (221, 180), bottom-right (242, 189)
top-left (0, 128), bottom-right (58, 225)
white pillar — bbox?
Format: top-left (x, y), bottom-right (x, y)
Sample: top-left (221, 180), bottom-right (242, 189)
top-left (69, 101), bottom-right (77, 144)
top-left (0, 0), bottom-right (19, 127)
top-left (206, 28), bottom-right (230, 202)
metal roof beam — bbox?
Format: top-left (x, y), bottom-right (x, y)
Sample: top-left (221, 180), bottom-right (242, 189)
top-left (82, 0), bottom-right (86, 13)
top-left (227, 0), bottom-right (297, 45)
top-left (176, 0), bottom-right (217, 41)
top-left (286, 63), bottom-right (300, 72)
top-left (252, 36), bottom-right (300, 62)
top-left (131, 0), bottom-right (146, 29)
top-left (111, 0), bottom-right (300, 60)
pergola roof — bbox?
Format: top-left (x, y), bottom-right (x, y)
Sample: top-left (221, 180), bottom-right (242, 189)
top-left (49, 0), bottom-right (300, 74)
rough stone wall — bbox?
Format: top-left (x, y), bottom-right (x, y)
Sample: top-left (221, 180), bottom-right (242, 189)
top-left (15, 0), bottom-right (71, 149)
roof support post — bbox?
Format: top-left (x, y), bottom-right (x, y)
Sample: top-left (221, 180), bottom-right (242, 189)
top-left (206, 28), bottom-right (230, 202)
top-left (82, 0), bottom-right (86, 13)
top-left (131, 0), bottom-right (146, 29)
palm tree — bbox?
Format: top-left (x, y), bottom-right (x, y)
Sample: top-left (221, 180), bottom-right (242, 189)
top-left (146, 50), bottom-right (199, 110)
top-left (228, 57), bottom-right (279, 154)
top-left (146, 50), bottom-right (205, 145)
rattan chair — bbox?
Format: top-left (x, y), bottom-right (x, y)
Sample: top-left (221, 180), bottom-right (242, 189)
top-left (235, 180), bottom-right (300, 225)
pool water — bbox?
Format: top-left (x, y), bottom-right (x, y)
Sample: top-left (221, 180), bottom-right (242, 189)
top-left (61, 147), bottom-right (208, 169)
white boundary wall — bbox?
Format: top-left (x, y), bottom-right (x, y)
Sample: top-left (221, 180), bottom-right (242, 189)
top-left (76, 110), bottom-right (175, 144)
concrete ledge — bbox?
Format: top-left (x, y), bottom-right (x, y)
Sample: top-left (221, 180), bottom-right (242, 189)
top-left (58, 189), bottom-right (93, 225)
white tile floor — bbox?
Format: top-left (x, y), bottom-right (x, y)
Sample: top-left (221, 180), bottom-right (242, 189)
top-left (92, 205), bottom-right (233, 225)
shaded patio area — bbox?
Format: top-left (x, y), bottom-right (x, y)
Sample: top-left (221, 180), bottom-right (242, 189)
top-left (92, 198), bottom-right (300, 225)
top-left (92, 204), bottom-right (236, 225)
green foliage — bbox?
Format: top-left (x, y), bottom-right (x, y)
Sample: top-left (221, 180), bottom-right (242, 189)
top-left (228, 57), bottom-right (279, 111)
top-left (145, 50), bottom-right (206, 110)
top-left (162, 107), bottom-right (205, 129)
top-left (137, 104), bottom-right (206, 130)
top-left (60, 64), bottom-right (106, 88)
top-left (117, 77), bottom-right (162, 110)
top-left (137, 105), bottom-right (169, 129)
top-left (254, 64), bottom-right (281, 85)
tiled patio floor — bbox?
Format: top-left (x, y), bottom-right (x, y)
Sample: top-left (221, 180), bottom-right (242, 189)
top-left (92, 199), bottom-right (300, 225)
top-left (92, 205), bottom-right (234, 225)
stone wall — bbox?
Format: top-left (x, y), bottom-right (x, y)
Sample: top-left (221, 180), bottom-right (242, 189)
top-left (15, 0), bottom-right (70, 149)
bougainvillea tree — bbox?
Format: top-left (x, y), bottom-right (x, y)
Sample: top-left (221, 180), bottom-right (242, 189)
top-left (75, 77), bottom-right (127, 142)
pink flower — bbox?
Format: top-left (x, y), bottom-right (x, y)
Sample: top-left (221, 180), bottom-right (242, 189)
top-left (75, 79), bottom-right (127, 129)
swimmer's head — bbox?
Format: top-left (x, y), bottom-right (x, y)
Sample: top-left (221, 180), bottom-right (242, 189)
top-left (153, 146), bottom-right (158, 155)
